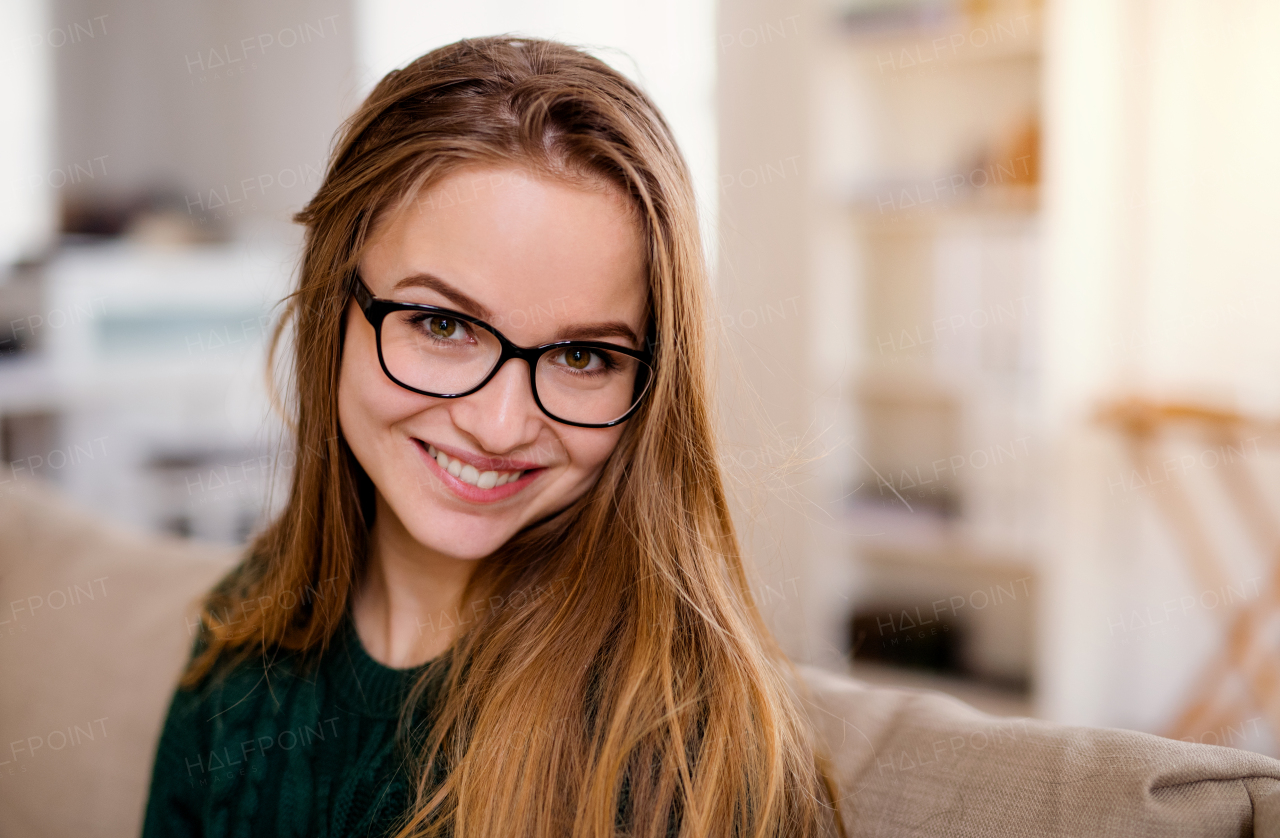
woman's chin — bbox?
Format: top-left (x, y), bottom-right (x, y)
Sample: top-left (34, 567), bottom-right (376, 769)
top-left (406, 522), bottom-right (515, 563)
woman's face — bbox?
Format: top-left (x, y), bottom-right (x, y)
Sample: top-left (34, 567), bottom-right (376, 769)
top-left (338, 165), bottom-right (648, 561)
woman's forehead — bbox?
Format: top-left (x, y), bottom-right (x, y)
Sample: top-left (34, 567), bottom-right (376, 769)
top-left (362, 165), bottom-right (648, 343)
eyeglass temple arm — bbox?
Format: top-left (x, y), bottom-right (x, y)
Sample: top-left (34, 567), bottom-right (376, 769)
top-left (352, 276), bottom-right (373, 308)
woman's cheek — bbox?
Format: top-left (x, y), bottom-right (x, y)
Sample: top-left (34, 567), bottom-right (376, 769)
top-left (337, 331), bottom-right (399, 477)
top-left (563, 428), bottom-right (626, 480)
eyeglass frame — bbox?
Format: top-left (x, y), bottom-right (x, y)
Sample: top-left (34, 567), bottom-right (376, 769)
top-left (352, 276), bottom-right (656, 429)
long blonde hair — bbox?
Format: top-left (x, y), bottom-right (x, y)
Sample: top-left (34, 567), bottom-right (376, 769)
top-left (186, 36), bottom-right (844, 838)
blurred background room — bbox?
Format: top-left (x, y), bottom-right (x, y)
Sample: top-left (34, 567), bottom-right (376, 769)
top-left (4, 0), bottom-right (1280, 756)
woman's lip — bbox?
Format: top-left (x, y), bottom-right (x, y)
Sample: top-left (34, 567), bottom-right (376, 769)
top-left (415, 439), bottom-right (542, 503)
top-left (419, 438), bottom-right (545, 472)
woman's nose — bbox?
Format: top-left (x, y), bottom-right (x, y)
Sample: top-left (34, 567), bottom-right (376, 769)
top-left (447, 358), bottom-right (544, 453)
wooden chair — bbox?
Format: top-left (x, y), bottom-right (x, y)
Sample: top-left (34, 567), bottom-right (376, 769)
top-left (1099, 398), bottom-right (1280, 743)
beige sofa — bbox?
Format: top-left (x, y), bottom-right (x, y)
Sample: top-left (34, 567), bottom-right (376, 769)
top-left (4, 476), bottom-right (1280, 837)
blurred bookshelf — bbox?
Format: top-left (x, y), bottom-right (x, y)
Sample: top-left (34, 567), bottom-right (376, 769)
top-left (812, 0), bottom-right (1044, 711)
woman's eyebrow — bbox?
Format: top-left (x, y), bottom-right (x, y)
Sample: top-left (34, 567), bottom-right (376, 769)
top-left (391, 273), bottom-right (493, 319)
top-left (390, 272), bottom-right (640, 346)
top-left (556, 322), bottom-right (640, 346)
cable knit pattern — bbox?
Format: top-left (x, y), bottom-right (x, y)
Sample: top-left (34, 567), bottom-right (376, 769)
top-left (142, 612), bottom-right (442, 838)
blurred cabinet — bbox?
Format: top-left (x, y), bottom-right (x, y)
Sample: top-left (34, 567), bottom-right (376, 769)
top-left (0, 240), bottom-right (293, 543)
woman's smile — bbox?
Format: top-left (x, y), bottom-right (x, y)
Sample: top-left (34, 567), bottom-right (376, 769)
top-left (414, 437), bottom-right (545, 503)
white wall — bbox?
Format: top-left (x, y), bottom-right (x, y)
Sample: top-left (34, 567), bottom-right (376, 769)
top-left (1040, 0), bottom-right (1280, 738)
top-left (52, 0), bottom-right (356, 238)
top-left (716, 0), bottom-right (848, 666)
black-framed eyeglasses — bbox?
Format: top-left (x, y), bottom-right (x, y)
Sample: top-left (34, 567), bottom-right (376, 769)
top-left (353, 277), bottom-right (655, 428)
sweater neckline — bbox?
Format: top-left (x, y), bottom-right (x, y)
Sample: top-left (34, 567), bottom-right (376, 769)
top-left (327, 611), bottom-right (443, 719)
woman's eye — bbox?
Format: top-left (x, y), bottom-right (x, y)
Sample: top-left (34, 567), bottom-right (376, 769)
top-left (565, 348), bottom-right (592, 369)
top-left (556, 348), bottom-right (606, 372)
top-left (428, 317), bottom-right (464, 339)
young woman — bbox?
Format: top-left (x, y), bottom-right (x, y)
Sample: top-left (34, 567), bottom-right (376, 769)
top-left (142, 36), bottom-right (844, 838)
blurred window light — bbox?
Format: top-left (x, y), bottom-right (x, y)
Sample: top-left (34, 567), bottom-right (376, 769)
top-left (0, 0), bottom-right (56, 267)
top-left (352, 0), bottom-right (717, 263)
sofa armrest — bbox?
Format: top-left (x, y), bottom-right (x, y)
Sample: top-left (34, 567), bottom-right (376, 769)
top-left (798, 663), bottom-right (1280, 837)
top-left (0, 479), bottom-right (238, 837)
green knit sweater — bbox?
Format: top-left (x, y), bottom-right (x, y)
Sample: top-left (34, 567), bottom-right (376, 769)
top-left (142, 613), bottom-right (447, 838)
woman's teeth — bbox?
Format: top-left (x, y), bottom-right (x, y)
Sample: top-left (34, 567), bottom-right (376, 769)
top-left (426, 444), bottom-right (524, 489)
